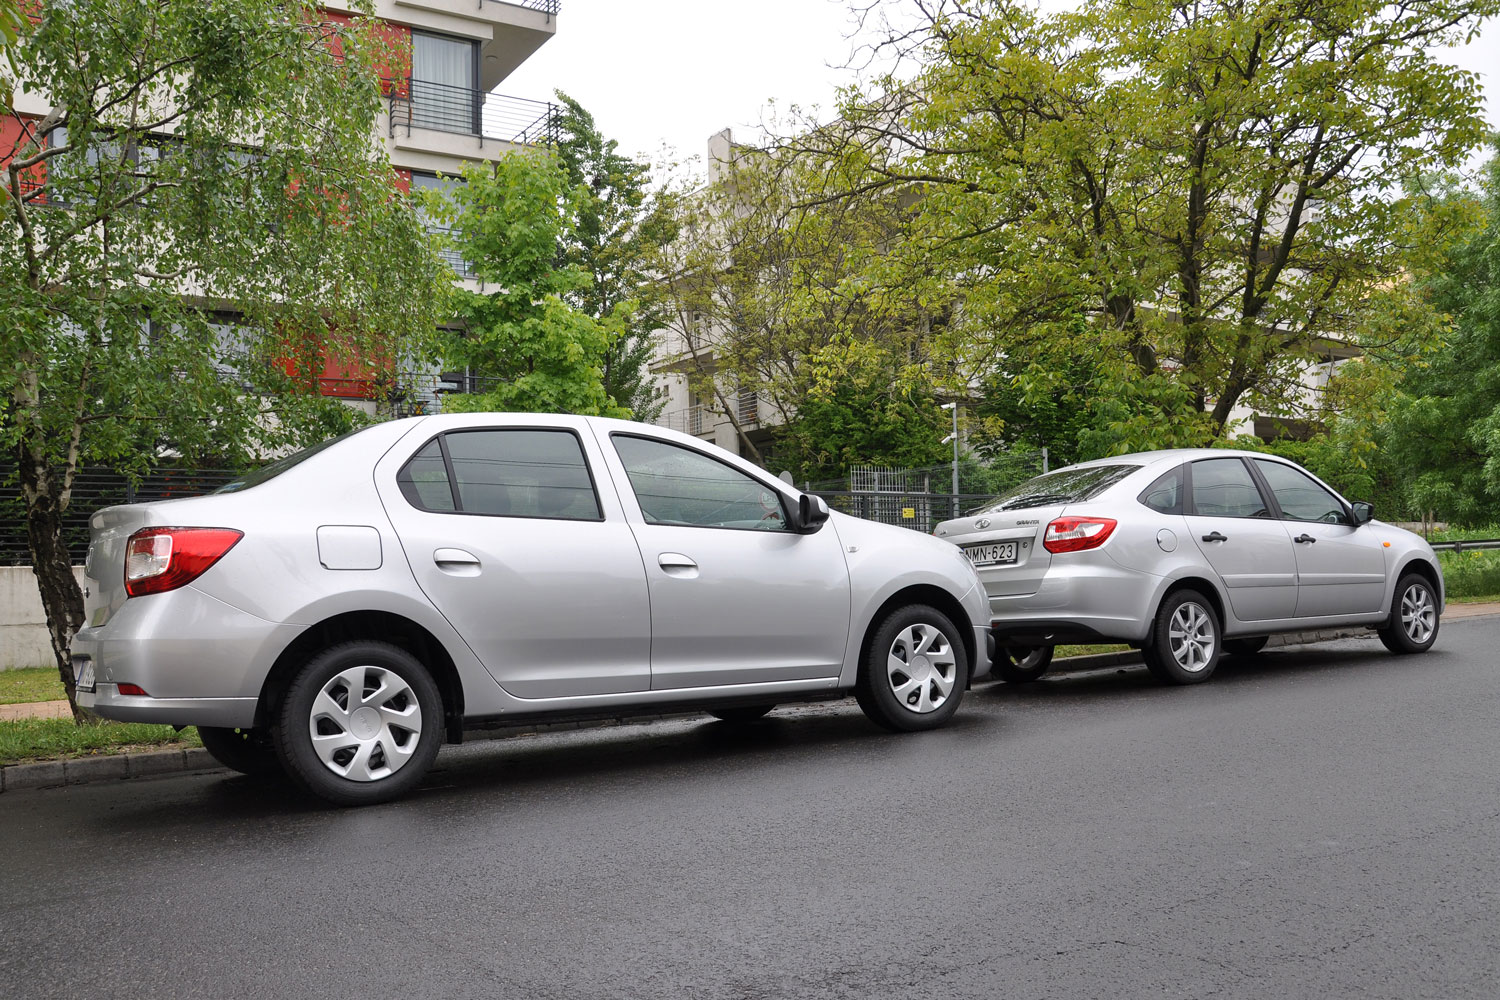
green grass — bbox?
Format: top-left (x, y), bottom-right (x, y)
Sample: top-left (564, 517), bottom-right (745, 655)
top-left (0, 718), bottom-right (203, 766)
top-left (0, 667), bottom-right (66, 705)
top-left (1055, 643), bottom-right (1132, 658)
top-left (1437, 549), bottom-right (1500, 601)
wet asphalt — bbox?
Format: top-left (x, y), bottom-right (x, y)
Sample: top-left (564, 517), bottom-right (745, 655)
top-left (2, 619), bottom-right (1498, 999)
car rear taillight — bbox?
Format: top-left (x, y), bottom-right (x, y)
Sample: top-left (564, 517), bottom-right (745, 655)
top-left (124, 527), bottom-right (243, 597)
top-left (1043, 517), bottom-right (1118, 553)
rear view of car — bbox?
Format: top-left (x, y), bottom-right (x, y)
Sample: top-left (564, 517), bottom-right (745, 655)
top-left (936, 449), bottom-right (1444, 686)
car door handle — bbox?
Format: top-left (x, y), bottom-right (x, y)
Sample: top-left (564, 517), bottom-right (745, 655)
top-left (1201, 531), bottom-right (1228, 542)
top-left (1294, 534), bottom-right (1317, 544)
top-left (433, 548), bottom-right (481, 576)
top-left (658, 552), bottom-right (698, 570)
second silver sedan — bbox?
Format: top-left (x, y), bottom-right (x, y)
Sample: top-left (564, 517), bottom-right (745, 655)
top-left (936, 449), bottom-right (1443, 685)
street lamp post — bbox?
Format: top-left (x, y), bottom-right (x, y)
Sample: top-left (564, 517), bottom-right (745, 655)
top-left (940, 402), bottom-right (958, 519)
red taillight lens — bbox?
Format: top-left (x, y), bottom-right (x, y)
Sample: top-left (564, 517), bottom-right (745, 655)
top-left (124, 527), bottom-right (243, 597)
top-left (116, 683), bottom-right (149, 697)
top-left (1043, 516), bottom-right (1118, 553)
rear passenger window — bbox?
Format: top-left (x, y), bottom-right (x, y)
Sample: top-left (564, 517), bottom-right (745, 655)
top-left (396, 430), bottom-right (602, 521)
top-left (1139, 466), bottom-right (1184, 514)
top-left (1190, 458), bottom-right (1270, 518)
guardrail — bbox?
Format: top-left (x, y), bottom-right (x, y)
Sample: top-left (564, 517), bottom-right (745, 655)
top-left (389, 81), bottom-right (559, 146)
top-left (1429, 539), bottom-right (1500, 553)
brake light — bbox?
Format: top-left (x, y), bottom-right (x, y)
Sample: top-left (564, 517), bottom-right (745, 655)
top-left (1043, 516), bottom-right (1117, 553)
top-left (124, 527), bottom-right (243, 597)
top-left (117, 683), bottom-right (149, 697)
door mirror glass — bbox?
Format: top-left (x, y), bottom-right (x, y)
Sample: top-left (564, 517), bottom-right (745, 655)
top-left (1351, 501), bottom-right (1375, 525)
top-left (797, 494), bottom-right (830, 534)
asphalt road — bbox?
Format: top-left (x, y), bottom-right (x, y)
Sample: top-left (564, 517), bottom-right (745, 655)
top-left (3, 619), bottom-right (1498, 1000)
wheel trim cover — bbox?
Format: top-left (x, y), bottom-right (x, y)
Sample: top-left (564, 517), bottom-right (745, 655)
top-left (886, 623), bottom-right (957, 713)
top-left (308, 665), bottom-right (424, 782)
top-left (1168, 602), bottom-right (1216, 673)
top-left (1401, 584), bottom-right (1436, 644)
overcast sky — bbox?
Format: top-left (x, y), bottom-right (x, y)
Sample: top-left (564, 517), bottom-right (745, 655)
top-left (499, 0), bottom-right (1500, 177)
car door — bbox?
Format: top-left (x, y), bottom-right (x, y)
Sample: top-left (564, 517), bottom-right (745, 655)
top-left (596, 430), bottom-right (852, 690)
top-left (377, 422), bottom-right (651, 700)
top-left (1184, 457), bottom-right (1298, 622)
top-left (1250, 458), bottom-right (1387, 617)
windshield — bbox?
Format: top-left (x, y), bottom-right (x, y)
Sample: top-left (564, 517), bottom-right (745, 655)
top-left (975, 464), bottom-right (1139, 513)
top-left (214, 429), bottom-right (362, 495)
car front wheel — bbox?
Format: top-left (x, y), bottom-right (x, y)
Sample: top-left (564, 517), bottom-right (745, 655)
top-left (1378, 574), bottom-right (1440, 655)
top-left (994, 644), bottom-right (1053, 683)
top-left (274, 641), bottom-right (444, 806)
top-left (856, 605), bottom-right (968, 732)
top-left (1142, 590), bottom-right (1221, 685)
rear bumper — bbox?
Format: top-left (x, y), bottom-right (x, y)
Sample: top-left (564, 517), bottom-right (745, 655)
top-left (972, 624), bottom-right (994, 681)
top-left (987, 557), bottom-right (1157, 644)
top-left (72, 585), bottom-right (299, 729)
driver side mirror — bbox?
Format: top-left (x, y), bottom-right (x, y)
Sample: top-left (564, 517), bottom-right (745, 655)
top-left (1351, 501), bottom-right (1374, 525)
top-left (796, 493), bottom-right (830, 534)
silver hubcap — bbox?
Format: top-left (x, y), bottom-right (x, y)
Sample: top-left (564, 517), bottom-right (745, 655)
top-left (1169, 602), bottom-right (1216, 673)
top-left (308, 665), bottom-right (423, 782)
top-left (1401, 584), bottom-right (1436, 644)
top-left (887, 623), bottom-right (957, 713)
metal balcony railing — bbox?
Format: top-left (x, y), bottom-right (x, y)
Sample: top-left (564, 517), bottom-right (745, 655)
top-left (389, 80), bottom-right (560, 146)
top-left (422, 224), bottom-right (476, 278)
top-left (484, 0), bottom-right (561, 13)
top-left (658, 405), bottom-right (708, 436)
top-left (736, 389), bottom-right (759, 425)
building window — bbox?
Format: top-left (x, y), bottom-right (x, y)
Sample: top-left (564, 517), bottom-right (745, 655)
top-left (410, 31), bottom-right (478, 134)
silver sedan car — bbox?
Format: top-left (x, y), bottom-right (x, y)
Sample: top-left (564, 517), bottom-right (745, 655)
top-left (75, 413), bottom-right (991, 804)
top-left (935, 449), bottom-right (1443, 685)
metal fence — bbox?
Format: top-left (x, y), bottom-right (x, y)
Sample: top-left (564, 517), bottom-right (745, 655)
top-left (810, 491), bottom-right (999, 534)
top-left (389, 81), bottom-right (559, 146)
top-left (0, 465), bottom-right (242, 566)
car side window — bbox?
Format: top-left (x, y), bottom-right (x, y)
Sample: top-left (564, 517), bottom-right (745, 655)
top-left (612, 434), bottom-right (789, 531)
top-left (396, 430), bottom-right (602, 521)
top-left (1254, 459), bottom-right (1347, 523)
top-left (1190, 458), bottom-right (1270, 518)
top-left (1139, 466), bottom-right (1185, 514)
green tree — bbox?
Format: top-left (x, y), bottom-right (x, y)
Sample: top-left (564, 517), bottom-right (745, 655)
top-left (1, 0), bottom-right (449, 715)
top-left (1376, 153), bottom-right (1500, 524)
top-left (795, 0), bottom-right (1496, 451)
top-left (553, 92), bottom-right (674, 420)
top-left (428, 149), bottom-right (629, 417)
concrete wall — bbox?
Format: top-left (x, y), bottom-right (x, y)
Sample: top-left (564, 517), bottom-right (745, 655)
top-left (1, 567), bottom-right (87, 671)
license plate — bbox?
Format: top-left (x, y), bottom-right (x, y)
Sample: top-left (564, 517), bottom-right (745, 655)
top-left (74, 658), bottom-right (96, 693)
top-left (962, 541), bottom-right (1019, 566)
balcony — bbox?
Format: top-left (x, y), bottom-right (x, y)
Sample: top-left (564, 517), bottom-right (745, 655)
top-left (658, 405), bottom-right (710, 436)
top-left (389, 80), bottom-right (559, 148)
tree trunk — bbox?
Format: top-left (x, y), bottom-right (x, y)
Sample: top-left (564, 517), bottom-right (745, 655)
top-left (18, 454), bottom-right (88, 721)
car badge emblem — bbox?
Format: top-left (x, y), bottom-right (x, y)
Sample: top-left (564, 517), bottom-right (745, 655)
top-left (975, 518), bottom-right (990, 529)
top-left (1017, 519), bottom-right (1039, 526)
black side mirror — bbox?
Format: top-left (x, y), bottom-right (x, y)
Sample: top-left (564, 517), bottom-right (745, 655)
top-left (1351, 501), bottom-right (1374, 525)
top-left (796, 493), bottom-right (830, 534)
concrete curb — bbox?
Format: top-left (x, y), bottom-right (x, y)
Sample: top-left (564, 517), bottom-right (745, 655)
top-left (5, 609), bottom-right (1498, 793)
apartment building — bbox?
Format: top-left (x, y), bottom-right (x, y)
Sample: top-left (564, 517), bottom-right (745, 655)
top-left (3, 0), bottom-right (562, 414)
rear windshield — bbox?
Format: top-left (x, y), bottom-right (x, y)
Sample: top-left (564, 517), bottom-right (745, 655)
top-left (214, 429), bottom-right (361, 494)
top-left (975, 464), bottom-right (1139, 512)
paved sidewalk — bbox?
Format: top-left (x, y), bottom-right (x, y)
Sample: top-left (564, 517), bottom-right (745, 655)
top-left (0, 700), bottom-right (72, 722)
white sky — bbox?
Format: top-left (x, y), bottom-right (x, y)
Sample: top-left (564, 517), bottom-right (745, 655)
top-left (499, 0), bottom-right (1500, 178)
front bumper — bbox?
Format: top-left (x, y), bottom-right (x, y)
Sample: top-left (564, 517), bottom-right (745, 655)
top-left (73, 585), bottom-right (299, 729)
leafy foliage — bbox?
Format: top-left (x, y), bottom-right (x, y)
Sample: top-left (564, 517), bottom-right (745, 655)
top-left (427, 150), bottom-right (628, 418)
top-left (553, 93), bottom-right (674, 420)
top-left (1, 0), bottom-right (449, 707)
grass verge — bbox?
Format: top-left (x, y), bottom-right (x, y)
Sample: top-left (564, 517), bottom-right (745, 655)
top-left (0, 718), bottom-right (202, 766)
top-left (0, 667), bottom-right (67, 706)
top-left (1055, 643), bottom-right (1132, 658)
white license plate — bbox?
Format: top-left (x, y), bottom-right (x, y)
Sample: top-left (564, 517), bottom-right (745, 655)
top-left (74, 659), bottom-right (96, 693)
top-left (962, 541), bottom-right (1019, 566)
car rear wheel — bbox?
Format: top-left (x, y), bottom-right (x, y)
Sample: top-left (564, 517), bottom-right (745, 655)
top-left (1378, 574), bottom-right (1440, 655)
top-left (707, 705), bottom-right (775, 723)
top-left (994, 644), bottom-right (1053, 683)
top-left (1224, 636), bottom-right (1269, 657)
top-left (856, 605), bottom-right (968, 732)
top-left (197, 726), bottom-right (283, 778)
top-left (1142, 590), bottom-right (1221, 685)
top-left (274, 641), bottom-right (444, 806)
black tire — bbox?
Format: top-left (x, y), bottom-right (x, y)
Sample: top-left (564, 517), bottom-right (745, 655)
top-left (1141, 589), bottom-right (1222, 685)
top-left (707, 704), bottom-right (775, 723)
top-left (856, 604), bottom-right (968, 732)
top-left (1377, 573), bottom-right (1440, 655)
top-left (1224, 636), bottom-right (1269, 657)
top-left (274, 641), bottom-right (444, 806)
top-left (994, 644), bottom-right (1053, 683)
top-left (196, 726), bottom-right (283, 778)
